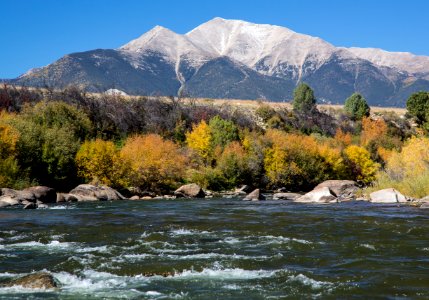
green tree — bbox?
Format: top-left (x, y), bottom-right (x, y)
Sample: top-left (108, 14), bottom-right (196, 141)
top-left (292, 83), bottom-right (316, 112)
top-left (344, 93), bottom-right (370, 120)
top-left (208, 116), bottom-right (239, 149)
top-left (406, 91), bottom-right (429, 123)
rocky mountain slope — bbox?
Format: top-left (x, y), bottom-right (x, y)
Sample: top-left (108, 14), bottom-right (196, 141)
top-left (10, 18), bottom-right (429, 106)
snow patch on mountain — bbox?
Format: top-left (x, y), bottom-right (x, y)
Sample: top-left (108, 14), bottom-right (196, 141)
top-left (345, 47), bottom-right (429, 75)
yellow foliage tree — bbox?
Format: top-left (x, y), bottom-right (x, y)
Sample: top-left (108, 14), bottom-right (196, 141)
top-left (76, 139), bottom-right (122, 186)
top-left (344, 145), bottom-right (380, 183)
top-left (0, 123), bottom-right (19, 159)
top-left (371, 137), bottom-right (429, 198)
top-left (121, 134), bottom-right (187, 191)
top-left (185, 120), bottom-right (212, 162)
top-left (263, 130), bottom-right (347, 189)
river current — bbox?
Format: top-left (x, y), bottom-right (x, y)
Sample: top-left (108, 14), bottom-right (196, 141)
top-left (0, 198), bottom-right (428, 299)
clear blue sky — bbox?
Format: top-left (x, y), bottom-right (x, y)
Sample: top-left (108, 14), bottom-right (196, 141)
top-left (1, 0), bottom-right (428, 78)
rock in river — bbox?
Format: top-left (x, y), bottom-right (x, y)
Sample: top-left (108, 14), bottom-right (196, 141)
top-left (314, 180), bottom-right (358, 200)
top-left (273, 193), bottom-right (301, 201)
top-left (69, 184), bottom-right (126, 202)
top-left (295, 187), bottom-right (337, 203)
top-left (174, 184), bottom-right (205, 198)
top-left (4, 272), bottom-right (57, 289)
top-left (243, 189), bottom-right (265, 201)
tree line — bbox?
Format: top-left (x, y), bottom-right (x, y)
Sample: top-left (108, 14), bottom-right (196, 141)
top-left (0, 83), bottom-right (427, 197)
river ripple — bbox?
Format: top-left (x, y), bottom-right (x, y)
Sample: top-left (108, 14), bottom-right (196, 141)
top-left (0, 199), bottom-right (428, 299)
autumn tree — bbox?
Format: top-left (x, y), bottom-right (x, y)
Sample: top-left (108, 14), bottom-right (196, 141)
top-left (186, 120), bottom-right (212, 163)
top-left (344, 145), bottom-right (379, 184)
top-left (121, 134), bottom-right (187, 191)
top-left (76, 139), bottom-right (123, 187)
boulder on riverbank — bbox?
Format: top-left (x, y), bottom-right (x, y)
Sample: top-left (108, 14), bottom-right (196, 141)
top-left (314, 180), bottom-right (358, 200)
top-left (295, 187), bottom-right (337, 203)
top-left (69, 184), bottom-right (126, 202)
top-left (369, 188), bottom-right (409, 203)
top-left (4, 272), bottom-right (57, 289)
top-left (174, 184), bottom-right (205, 198)
top-left (0, 186), bottom-right (56, 205)
top-left (243, 189), bottom-right (265, 201)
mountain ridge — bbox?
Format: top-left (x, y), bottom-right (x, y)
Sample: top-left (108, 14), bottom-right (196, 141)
top-left (10, 17), bottom-right (429, 107)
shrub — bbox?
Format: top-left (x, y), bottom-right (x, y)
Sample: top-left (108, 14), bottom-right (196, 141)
top-left (344, 145), bottom-right (380, 184)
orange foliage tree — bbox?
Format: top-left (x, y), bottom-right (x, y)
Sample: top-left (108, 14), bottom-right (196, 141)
top-left (121, 134), bottom-right (187, 191)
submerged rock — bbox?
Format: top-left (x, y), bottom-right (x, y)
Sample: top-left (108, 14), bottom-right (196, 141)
top-left (314, 180), bottom-right (358, 200)
top-left (69, 184), bottom-right (126, 202)
top-left (234, 185), bottom-right (252, 195)
top-left (23, 202), bottom-right (37, 209)
top-left (370, 188), bottom-right (409, 203)
top-left (295, 187), bottom-right (337, 203)
top-left (273, 193), bottom-right (301, 201)
top-left (420, 202), bottom-right (429, 209)
top-left (5, 272), bottom-right (57, 289)
top-left (174, 184), bottom-right (205, 198)
top-left (243, 189), bottom-right (265, 201)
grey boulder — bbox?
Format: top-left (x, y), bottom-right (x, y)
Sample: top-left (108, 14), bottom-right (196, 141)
top-left (174, 184), bottom-right (205, 198)
top-left (273, 193), bottom-right (301, 201)
top-left (69, 184), bottom-right (126, 202)
top-left (243, 189), bottom-right (265, 201)
top-left (4, 272), bottom-right (57, 289)
top-left (369, 188), bottom-right (409, 203)
top-left (314, 180), bottom-right (358, 200)
top-left (295, 187), bottom-right (337, 203)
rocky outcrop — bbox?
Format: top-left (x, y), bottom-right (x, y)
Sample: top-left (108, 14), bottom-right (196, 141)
top-left (1, 188), bottom-right (35, 202)
top-left (314, 180), bottom-right (358, 200)
top-left (4, 272), bottom-right (57, 289)
top-left (1, 186), bottom-right (56, 204)
top-left (174, 184), bottom-right (205, 198)
top-left (369, 188), bottom-right (409, 203)
top-left (69, 184), bottom-right (126, 202)
top-left (273, 193), bottom-right (301, 201)
top-left (243, 189), bottom-right (265, 201)
top-left (295, 187), bottom-right (337, 203)
top-left (0, 196), bottom-right (20, 207)
top-left (23, 186), bottom-right (56, 203)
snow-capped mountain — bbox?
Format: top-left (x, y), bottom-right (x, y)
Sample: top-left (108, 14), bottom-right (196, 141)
top-left (11, 18), bottom-right (429, 106)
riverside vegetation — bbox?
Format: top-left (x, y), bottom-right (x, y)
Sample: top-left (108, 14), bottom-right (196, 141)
top-left (0, 83), bottom-right (428, 200)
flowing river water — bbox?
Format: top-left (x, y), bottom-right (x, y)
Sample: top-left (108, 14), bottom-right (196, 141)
top-left (0, 198), bottom-right (428, 299)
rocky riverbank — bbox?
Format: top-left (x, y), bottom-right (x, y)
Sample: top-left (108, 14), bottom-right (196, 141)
top-left (1, 180), bottom-right (428, 210)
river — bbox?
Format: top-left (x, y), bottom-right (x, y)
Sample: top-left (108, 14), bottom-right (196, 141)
top-left (0, 199), bottom-right (428, 299)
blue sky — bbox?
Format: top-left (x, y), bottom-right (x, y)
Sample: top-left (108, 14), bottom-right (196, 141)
top-left (1, 0), bottom-right (428, 78)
